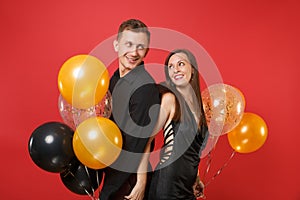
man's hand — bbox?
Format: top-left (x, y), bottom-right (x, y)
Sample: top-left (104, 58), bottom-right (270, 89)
top-left (124, 180), bottom-right (146, 200)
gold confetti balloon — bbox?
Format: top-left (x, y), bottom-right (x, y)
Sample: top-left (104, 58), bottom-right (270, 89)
top-left (58, 91), bottom-right (112, 130)
top-left (201, 83), bottom-right (245, 136)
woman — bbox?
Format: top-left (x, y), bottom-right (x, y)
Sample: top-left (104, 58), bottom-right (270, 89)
top-left (148, 49), bottom-right (209, 200)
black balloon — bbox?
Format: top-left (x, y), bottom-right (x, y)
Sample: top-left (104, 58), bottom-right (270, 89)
top-left (60, 159), bottom-right (103, 195)
top-left (28, 121), bottom-right (75, 173)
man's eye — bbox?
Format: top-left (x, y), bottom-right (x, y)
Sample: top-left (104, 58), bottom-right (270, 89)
top-left (125, 42), bottom-right (132, 47)
top-left (136, 45), bottom-right (145, 50)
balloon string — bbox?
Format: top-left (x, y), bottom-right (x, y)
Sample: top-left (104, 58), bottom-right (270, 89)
top-left (204, 150), bottom-right (236, 187)
top-left (94, 170), bottom-right (100, 200)
top-left (202, 149), bottom-right (213, 182)
top-left (84, 166), bottom-right (96, 195)
top-left (96, 170), bottom-right (99, 187)
top-left (66, 171), bottom-right (96, 200)
top-left (196, 148), bottom-right (215, 199)
top-left (83, 166), bottom-right (101, 200)
top-left (202, 137), bottom-right (218, 183)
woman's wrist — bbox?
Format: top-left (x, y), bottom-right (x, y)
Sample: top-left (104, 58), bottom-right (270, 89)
top-left (137, 173), bottom-right (147, 184)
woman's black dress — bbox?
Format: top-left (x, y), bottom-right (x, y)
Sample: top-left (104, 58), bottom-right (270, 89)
top-left (148, 95), bottom-right (208, 200)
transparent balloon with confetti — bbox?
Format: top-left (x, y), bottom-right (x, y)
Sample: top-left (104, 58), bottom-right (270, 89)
top-left (58, 91), bottom-right (112, 130)
top-left (201, 83), bottom-right (245, 136)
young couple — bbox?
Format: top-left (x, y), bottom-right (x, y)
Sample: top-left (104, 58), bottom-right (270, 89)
top-left (99, 19), bottom-right (209, 200)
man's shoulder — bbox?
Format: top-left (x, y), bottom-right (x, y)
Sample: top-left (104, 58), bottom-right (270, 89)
top-left (136, 67), bottom-right (155, 81)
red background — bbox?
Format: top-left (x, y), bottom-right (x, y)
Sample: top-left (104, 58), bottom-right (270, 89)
top-left (1, 0), bottom-right (299, 199)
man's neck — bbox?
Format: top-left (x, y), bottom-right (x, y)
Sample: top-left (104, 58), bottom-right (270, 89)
top-left (119, 67), bottom-right (129, 77)
top-left (118, 62), bottom-right (143, 78)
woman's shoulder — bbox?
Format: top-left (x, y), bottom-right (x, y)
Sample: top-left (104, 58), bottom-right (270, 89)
top-left (157, 83), bottom-right (174, 102)
top-left (157, 82), bottom-right (180, 121)
top-left (157, 82), bottom-right (175, 94)
top-left (160, 91), bottom-right (176, 121)
top-left (161, 92), bottom-right (175, 105)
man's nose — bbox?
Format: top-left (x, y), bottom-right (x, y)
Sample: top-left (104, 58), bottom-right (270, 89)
top-left (129, 46), bottom-right (139, 55)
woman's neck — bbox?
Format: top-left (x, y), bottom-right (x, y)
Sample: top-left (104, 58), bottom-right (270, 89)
top-left (176, 84), bottom-right (200, 125)
top-left (176, 84), bottom-right (194, 100)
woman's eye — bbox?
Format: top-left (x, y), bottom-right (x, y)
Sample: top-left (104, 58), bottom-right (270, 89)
top-left (179, 61), bottom-right (185, 66)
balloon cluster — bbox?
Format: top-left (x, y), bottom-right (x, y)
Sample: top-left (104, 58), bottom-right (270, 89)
top-left (28, 55), bottom-right (123, 198)
top-left (199, 83), bottom-right (268, 196)
top-left (201, 83), bottom-right (268, 154)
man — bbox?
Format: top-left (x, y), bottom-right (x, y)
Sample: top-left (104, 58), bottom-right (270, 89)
top-left (99, 19), bottom-right (160, 200)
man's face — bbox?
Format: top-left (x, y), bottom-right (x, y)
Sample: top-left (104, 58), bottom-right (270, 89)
top-left (113, 30), bottom-right (149, 77)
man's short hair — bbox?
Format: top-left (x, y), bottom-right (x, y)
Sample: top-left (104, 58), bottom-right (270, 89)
top-left (117, 19), bottom-right (150, 43)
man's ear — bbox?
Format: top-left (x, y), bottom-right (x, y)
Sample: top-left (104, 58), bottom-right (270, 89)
top-left (113, 40), bottom-right (119, 52)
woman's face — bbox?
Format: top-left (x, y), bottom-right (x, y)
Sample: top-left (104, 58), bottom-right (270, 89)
top-left (167, 52), bottom-right (193, 87)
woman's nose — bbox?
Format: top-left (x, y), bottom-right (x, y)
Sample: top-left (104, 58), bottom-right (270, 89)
top-left (173, 65), bottom-right (180, 73)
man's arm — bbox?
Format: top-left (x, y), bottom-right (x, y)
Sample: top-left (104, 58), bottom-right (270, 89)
top-left (125, 91), bottom-right (175, 200)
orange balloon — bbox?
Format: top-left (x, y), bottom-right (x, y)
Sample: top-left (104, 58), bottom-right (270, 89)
top-left (73, 117), bottom-right (123, 169)
top-left (227, 112), bottom-right (268, 153)
top-left (58, 55), bottom-right (109, 109)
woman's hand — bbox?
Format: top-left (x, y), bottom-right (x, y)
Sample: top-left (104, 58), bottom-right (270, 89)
top-left (193, 176), bottom-right (205, 199)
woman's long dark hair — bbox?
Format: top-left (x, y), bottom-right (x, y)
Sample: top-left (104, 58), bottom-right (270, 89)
top-left (164, 49), bottom-right (207, 128)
